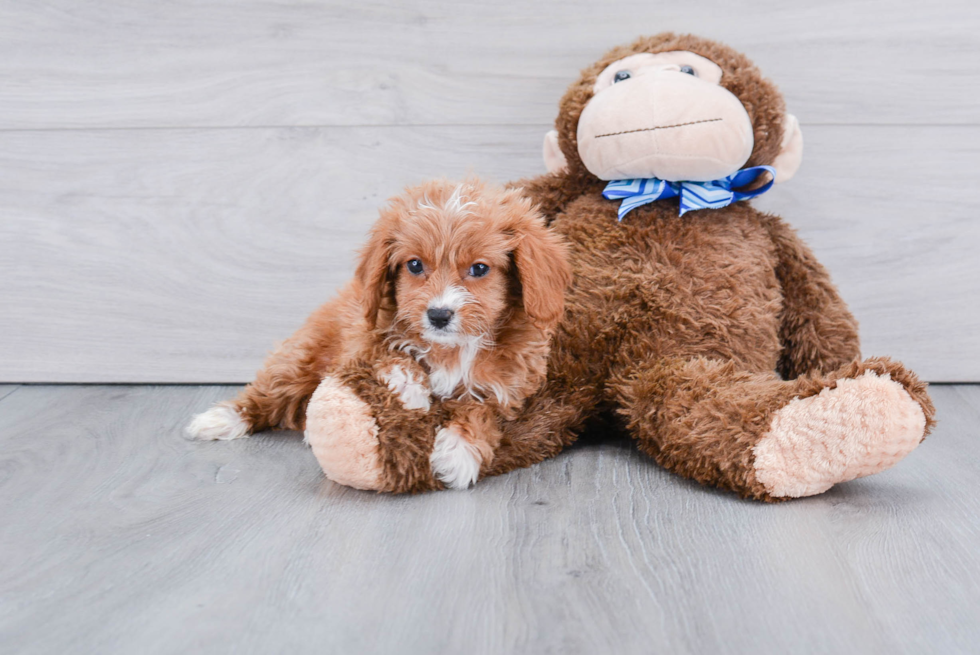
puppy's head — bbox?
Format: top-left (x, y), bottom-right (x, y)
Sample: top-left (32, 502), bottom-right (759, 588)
top-left (356, 178), bottom-right (571, 347)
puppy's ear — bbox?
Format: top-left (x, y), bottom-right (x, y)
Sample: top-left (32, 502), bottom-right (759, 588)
top-left (512, 209), bottom-right (572, 331)
top-left (355, 215), bottom-right (396, 329)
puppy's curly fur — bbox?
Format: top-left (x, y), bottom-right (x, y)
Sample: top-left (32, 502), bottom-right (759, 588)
top-left (188, 178), bottom-right (570, 486)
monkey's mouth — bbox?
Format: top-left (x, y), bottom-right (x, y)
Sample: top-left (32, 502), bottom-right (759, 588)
top-left (595, 117), bottom-right (723, 139)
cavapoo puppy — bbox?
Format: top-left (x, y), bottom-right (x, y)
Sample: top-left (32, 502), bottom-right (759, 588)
top-left (188, 178), bottom-right (571, 488)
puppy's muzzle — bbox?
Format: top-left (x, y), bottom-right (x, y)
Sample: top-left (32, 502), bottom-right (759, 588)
top-left (426, 307), bottom-right (454, 330)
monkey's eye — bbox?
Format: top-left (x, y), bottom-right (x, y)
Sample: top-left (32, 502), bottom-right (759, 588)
top-left (468, 263), bottom-right (490, 278)
top-left (679, 65), bottom-right (697, 76)
top-left (406, 259), bottom-right (424, 275)
top-left (613, 70), bottom-right (631, 83)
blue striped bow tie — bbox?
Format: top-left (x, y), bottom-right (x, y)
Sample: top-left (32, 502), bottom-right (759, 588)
top-left (602, 165), bottom-right (776, 220)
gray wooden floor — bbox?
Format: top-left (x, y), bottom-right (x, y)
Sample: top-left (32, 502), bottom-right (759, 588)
top-left (1, 384), bottom-right (978, 654)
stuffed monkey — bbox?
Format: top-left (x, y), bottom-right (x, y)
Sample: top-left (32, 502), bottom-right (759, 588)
top-left (299, 33), bottom-right (936, 500)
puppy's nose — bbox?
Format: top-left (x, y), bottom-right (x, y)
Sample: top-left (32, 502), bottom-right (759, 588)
top-left (427, 307), bottom-right (454, 330)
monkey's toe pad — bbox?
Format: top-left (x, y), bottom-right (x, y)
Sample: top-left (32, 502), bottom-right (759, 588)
top-left (753, 371), bottom-right (927, 498)
top-left (305, 376), bottom-right (384, 491)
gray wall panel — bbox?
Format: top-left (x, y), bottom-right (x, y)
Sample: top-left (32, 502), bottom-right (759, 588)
top-left (2, 126), bottom-right (977, 382)
top-left (1, 1), bottom-right (976, 381)
top-left (1, 0), bottom-right (977, 128)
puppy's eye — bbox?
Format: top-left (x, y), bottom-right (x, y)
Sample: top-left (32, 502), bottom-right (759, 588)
top-left (406, 259), bottom-right (424, 275)
top-left (613, 70), bottom-right (631, 83)
top-left (468, 263), bottom-right (490, 278)
top-left (679, 65), bottom-right (696, 76)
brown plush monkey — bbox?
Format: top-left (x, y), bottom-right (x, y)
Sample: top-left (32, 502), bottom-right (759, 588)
top-left (301, 34), bottom-right (936, 500)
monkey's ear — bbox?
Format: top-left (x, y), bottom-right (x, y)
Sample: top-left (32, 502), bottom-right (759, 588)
top-left (543, 129), bottom-right (568, 174)
top-left (772, 114), bottom-right (803, 184)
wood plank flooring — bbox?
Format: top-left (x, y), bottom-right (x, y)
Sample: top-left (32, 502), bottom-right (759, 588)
top-left (1, 384), bottom-right (977, 654)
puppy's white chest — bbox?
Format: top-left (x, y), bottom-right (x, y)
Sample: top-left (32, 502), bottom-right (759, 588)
top-left (426, 337), bottom-right (483, 399)
top-left (428, 365), bottom-right (466, 399)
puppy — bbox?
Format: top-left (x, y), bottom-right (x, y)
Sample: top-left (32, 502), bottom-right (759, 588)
top-left (187, 178), bottom-right (571, 488)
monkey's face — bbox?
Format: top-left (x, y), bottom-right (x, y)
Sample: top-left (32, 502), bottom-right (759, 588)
top-left (576, 51), bottom-right (755, 182)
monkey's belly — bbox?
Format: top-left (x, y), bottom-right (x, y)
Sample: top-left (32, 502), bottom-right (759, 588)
top-left (555, 199), bottom-right (784, 375)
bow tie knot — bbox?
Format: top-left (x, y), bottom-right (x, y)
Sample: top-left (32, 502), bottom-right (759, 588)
top-left (602, 165), bottom-right (776, 220)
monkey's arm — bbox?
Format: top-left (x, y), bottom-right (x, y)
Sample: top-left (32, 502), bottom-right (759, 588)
top-left (761, 214), bottom-right (861, 379)
top-left (508, 172), bottom-right (589, 223)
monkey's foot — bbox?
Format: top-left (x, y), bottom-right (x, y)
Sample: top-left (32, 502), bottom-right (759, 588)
top-left (305, 376), bottom-right (384, 491)
top-left (752, 371), bottom-right (927, 498)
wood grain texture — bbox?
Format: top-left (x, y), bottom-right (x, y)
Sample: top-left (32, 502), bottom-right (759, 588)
top-left (1, 125), bottom-right (977, 382)
top-left (0, 0), bottom-right (977, 129)
top-left (2, 1), bottom-right (977, 382)
top-left (0, 384), bottom-right (977, 654)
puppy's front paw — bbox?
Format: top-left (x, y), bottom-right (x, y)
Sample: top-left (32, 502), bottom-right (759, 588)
top-left (379, 364), bottom-right (431, 412)
top-left (186, 403), bottom-right (250, 441)
top-left (430, 426), bottom-right (482, 490)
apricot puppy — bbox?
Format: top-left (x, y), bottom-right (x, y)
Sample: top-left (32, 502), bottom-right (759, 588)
top-left (188, 178), bottom-right (571, 489)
